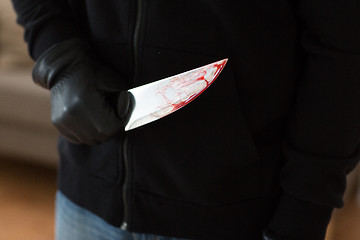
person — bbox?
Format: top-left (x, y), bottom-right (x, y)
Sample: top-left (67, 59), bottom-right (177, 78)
top-left (11, 0), bottom-right (360, 239)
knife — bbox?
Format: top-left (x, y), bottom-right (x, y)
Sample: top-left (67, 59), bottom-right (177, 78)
top-left (119, 58), bottom-right (228, 131)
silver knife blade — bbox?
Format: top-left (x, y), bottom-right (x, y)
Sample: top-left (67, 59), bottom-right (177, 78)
top-left (124, 58), bottom-right (228, 131)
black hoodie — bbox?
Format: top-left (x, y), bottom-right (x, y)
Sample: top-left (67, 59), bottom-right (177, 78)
top-left (12, 0), bottom-right (360, 239)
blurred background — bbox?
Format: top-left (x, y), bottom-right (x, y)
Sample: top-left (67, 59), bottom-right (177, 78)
top-left (0, 1), bottom-right (359, 240)
top-left (0, 1), bottom-right (58, 240)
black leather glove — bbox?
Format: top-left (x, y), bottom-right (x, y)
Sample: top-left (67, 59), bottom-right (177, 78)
top-left (32, 38), bottom-right (131, 145)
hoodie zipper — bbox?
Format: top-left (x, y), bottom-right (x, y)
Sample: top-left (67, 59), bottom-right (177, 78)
top-left (120, 136), bottom-right (130, 230)
top-left (132, 0), bottom-right (143, 85)
top-left (121, 0), bottom-right (143, 231)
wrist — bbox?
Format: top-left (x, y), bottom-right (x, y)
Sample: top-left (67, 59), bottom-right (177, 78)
top-left (32, 38), bottom-right (88, 89)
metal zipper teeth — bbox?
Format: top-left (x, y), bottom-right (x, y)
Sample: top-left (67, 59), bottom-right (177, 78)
top-left (121, 136), bottom-right (130, 230)
top-left (121, 0), bottom-right (143, 231)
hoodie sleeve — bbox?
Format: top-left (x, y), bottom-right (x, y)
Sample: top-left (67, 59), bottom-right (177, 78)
top-left (268, 0), bottom-right (360, 239)
top-left (11, 0), bottom-right (79, 60)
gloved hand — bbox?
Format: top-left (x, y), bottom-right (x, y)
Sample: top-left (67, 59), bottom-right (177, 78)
top-left (32, 38), bottom-right (131, 145)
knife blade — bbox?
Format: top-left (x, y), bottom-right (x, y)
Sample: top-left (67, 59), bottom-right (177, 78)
top-left (120, 58), bottom-right (228, 131)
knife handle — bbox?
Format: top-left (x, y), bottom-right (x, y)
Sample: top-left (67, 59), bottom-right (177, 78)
top-left (117, 91), bottom-right (135, 127)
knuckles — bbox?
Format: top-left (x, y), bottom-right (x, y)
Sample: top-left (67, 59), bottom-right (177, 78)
top-left (49, 70), bottom-right (122, 144)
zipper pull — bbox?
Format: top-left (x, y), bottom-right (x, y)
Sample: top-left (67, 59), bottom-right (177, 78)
top-left (121, 222), bottom-right (128, 230)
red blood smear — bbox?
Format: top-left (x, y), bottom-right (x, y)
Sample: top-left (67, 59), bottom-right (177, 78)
top-left (166, 61), bottom-right (226, 113)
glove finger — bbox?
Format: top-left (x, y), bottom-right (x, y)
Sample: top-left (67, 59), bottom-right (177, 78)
top-left (53, 122), bottom-right (83, 145)
top-left (80, 127), bottom-right (111, 145)
top-left (76, 136), bottom-right (103, 146)
top-left (65, 119), bottom-right (110, 145)
top-left (88, 98), bottom-right (123, 135)
top-left (52, 91), bottom-right (122, 145)
top-left (53, 111), bottom-right (107, 145)
top-left (60, 124), bottom-right (105, 145)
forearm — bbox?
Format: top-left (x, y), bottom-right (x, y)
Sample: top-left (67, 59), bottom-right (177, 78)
top-left (268, 0), bottom-right (360, 239)
top-left (283, 0), bottom-right (360, 209)
top-left (11, 0), bottom-right (79, 59)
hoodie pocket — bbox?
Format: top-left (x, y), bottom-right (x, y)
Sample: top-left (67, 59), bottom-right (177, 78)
top-left (128, 48), bottom-right (262, 205)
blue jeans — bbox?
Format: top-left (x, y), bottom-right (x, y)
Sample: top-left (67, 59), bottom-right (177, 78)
top-left (55, 191), bottom-right (192, 240)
